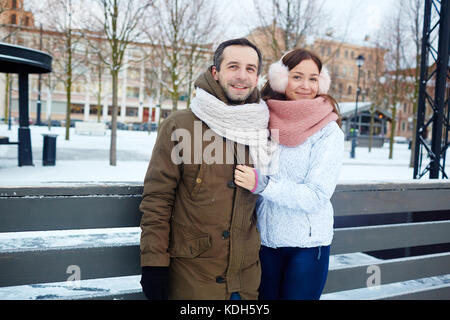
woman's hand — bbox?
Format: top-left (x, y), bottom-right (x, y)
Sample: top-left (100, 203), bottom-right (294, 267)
top-left (234, 165), bottom-right (256, 191)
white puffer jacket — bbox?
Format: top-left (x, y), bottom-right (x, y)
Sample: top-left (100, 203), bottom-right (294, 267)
top-left (256, 121), bottom-right (344, 248)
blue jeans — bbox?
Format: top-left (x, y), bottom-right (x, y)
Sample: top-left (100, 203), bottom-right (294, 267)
top-left (258, 245), bottom-right (330, 300)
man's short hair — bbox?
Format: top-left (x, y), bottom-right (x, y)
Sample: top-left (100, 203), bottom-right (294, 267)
top-left (213, 38), bottom-right (263, 75)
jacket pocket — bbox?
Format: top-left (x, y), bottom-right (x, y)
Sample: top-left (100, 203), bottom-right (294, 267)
top-left (169, 221), bottom-right (211, 258)
top-left (243, 221), bottom-right (261, 267)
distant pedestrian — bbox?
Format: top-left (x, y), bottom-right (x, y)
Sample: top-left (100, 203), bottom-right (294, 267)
top-left (234, 48), bottom-right (344, 300)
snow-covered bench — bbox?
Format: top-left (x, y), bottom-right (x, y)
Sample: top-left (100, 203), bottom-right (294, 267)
top-left (0, 136), bottom-right (19, 145)
top-left (75, 122), bottom-right (106, 136)
top-left (0, 182), bottom-right (449, 300)
top-left (0, 184), bottom-right (145, 300)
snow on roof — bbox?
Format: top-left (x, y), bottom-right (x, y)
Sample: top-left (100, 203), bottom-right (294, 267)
top-left (338, 101), bottom-right (392, 119)
top-left (338, 101), bottom-right (373, 115)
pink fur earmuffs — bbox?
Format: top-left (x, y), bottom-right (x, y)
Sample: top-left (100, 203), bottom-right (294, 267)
top-left (268, 57), bottom-right (331, 95)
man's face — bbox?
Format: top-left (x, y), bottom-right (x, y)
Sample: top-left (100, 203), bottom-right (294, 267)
top-left (212, 45), bottom-right (259, 104)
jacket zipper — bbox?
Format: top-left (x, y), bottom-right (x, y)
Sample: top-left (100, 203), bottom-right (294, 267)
top-left (306, 214), bottom-right (312, 237)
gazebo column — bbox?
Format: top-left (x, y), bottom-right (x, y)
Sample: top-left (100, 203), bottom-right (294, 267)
top-left (18, 72), bottom-right (33, 166)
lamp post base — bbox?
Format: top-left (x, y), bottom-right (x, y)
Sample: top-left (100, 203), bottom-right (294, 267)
top-left (350, 131), bottom-right (357, 159)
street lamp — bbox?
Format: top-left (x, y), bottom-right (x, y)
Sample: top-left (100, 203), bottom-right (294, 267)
top-left (350, 54), bottom-right (365, 159)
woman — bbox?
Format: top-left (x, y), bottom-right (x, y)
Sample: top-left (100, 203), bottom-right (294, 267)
top-left (234, 49), bottom-right (344, 300)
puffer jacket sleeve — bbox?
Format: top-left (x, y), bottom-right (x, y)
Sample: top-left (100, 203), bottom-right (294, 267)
top-left (139, 117), bottom-right (181, 267)
top-left (260, 123), bottom-right (344, 213)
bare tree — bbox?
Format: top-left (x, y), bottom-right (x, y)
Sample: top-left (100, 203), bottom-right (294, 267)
top-left (84, 30), bottom-right (110, 123)
top-left (144, 0), bottom-right (219, 111)
top-left (94, 0), bottom-right (151, 166)
top-left (367, 34), bottom-right (387, 152)
top-left (143, 48), bottom-right (169, 124)
top-left (406, 0), bottom-right (424, 167)
top-left (381, 3), bottom-right (409, 160)
top-left (42, 72), bottom-right (59, 130)
top-left (251, 0), bottom-right (326, 62)
top-left (35, 0), bottom-right (88, 140)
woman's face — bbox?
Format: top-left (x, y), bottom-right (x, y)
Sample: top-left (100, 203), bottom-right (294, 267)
top-left (285, 59), bottom-right (320, 101)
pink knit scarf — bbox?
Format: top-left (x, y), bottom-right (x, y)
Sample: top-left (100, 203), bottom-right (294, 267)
top-left (267, 97), bottom-right (338, 147)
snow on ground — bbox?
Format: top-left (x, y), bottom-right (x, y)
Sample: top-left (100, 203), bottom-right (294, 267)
top-left (1, 123), bottom-right (448, 185)
top-left (0, 275), bottom-right (142, 300)
top-left (0, 124), bottom-right (155, 185)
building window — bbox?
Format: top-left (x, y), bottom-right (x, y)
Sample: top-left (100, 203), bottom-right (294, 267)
top-left (90, 105), bottom-right (101, 115)
top-left (11, 14), bottom-right (17, 25)
top-left (126, 86), bottom-right (140, 98)
top-left (108, 106), bottom-right (121, 116)
top-left (128, 68), bottom-right (140, 80)
top-left (126, 107), bottom-right (139, 117)
top-left (348, 85), bottom-right (352, 95)
top-left (345, 50), bottom-right (348, 59)
top-left (71, 104), bottom-right (84, 114)
top-left (12, 0), bottom-right (17, 9)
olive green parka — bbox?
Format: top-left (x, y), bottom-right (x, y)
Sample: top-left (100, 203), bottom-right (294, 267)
top-left (140, 68), bottom-right (261, 299)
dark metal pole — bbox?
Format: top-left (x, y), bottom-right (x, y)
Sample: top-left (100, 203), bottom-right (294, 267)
top-left (430, 0), bottom-right (449, 179)
top-left (18, 72), bottom-right (33, 166)
top-left (8, 75), bottom-right (12, 131)
top-left (350, 65), bottom-right (362, 159)
top-left (36, 24), bottom-right (43, 126)
top-left (413, 0), bottom-right (431, 179)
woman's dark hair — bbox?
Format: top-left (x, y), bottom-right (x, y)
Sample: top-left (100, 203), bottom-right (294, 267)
top-left (261, 48), bottom-right (342, 127)
top-left (213, 38), bottom-right (263, 75)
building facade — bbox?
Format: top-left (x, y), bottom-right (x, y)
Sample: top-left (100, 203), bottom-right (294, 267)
top-left (0, 0), bottom-right (34, 28)
top-left (0, 1), bottom-right (213, 127)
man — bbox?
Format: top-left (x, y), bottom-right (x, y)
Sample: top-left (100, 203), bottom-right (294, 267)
top-left (139, 38), bottom-right (269, 300)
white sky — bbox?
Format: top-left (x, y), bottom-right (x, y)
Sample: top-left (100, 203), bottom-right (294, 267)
top-left (221, 0), bottom-right (396, 44)
top-left (26, 0), bottom-right (398, 47)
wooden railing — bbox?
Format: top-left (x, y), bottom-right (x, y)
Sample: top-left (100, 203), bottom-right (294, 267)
top-left (0, 181), bottom-right (449, 300)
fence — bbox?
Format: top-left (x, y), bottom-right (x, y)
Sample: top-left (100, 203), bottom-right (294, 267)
top-left (0, 181), bottom-right (449, 300)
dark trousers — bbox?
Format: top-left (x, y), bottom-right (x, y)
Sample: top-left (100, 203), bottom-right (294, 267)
top-left (258, 245), bottom-right (330, 300)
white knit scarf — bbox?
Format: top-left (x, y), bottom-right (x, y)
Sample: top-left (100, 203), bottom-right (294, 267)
top-left (190, 88), bottom-right (278, 174)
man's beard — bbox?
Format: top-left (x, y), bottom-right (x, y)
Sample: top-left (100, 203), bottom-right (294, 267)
top-left (222, 80), bottom-right (255, 105)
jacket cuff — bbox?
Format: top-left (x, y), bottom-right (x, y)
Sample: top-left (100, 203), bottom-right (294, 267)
top-left (140, 252), bottom-right (170, 267)
top-left (251, 169), bottom-right (269, 194)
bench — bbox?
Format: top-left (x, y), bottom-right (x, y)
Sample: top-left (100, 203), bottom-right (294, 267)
top-left (75, 122), bottom-right (107, 136)
top-left (0, 181), bottom-right (449, 300)
top-left (0, 136), bottom-right (19, 145)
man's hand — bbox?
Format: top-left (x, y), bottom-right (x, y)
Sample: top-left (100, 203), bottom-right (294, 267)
top-left (140, 266), bottom-right (169, 300)
top-left (234, 164), bottom-right (256, 192)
